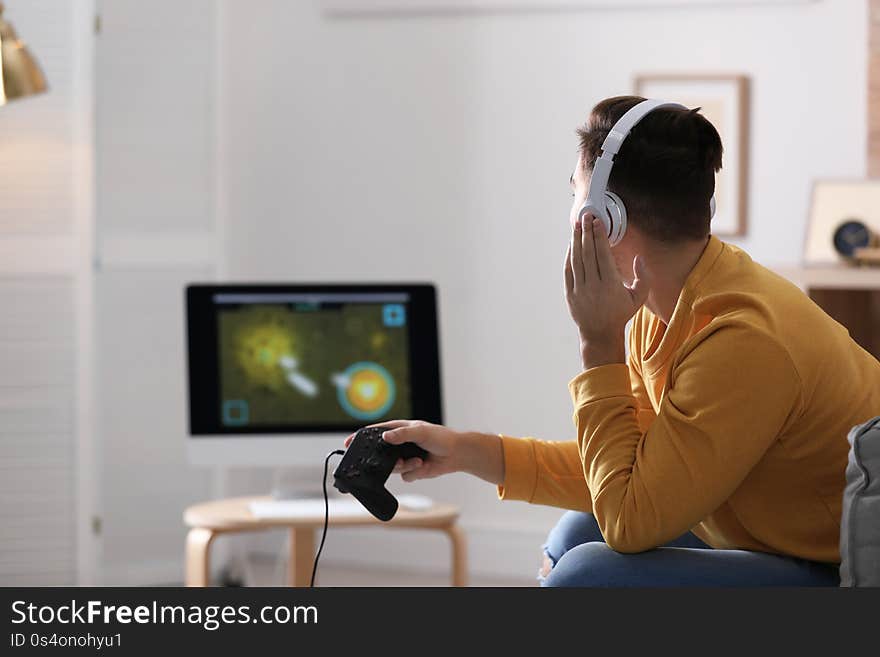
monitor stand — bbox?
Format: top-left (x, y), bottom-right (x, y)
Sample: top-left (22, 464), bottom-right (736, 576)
top-left (270, 465), bottom-right (338, 500)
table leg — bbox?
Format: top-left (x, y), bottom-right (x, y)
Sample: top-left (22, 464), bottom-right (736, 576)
top-left (288, 527), bottom-right (316, 587)
top-left (185, 527), bottom-right (216, 587)
top-left (444, 524), bottom-right (468, 587)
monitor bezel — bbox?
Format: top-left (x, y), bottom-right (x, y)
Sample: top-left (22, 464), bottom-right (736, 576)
top-left (186, 283), bottom-right (443, 436)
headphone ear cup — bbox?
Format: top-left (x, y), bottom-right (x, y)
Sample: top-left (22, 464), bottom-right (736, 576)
top-left (603, 191), bottom-right (627, 246)
top-left (579, 201), bottom-right (605, 230)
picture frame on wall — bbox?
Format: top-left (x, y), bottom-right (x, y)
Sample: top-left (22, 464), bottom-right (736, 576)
top-left (634, 74), bottom-right (750, 237)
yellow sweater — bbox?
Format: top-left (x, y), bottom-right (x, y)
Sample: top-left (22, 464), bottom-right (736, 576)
top-left (498, 236), bottom-right (880, 563)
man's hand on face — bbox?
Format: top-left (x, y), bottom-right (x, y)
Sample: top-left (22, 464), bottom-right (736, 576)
top-left (564, 215), bottom-right (652, 370)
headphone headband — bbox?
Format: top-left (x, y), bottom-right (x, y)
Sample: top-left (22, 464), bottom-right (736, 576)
top-left (586, 100), bottom-right (686, 206)
top-left (599, 99), bottom-right (687, 158)
top-left (581, 99), bottom-right (713, 246)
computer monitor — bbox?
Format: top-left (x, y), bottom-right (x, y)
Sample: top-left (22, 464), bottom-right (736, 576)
top-left (185, 283), bottom-right (443, 466)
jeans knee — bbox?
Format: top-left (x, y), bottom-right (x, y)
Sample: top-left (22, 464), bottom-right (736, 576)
top-left (538, 553), bottom-right (553, 580)
top-left (543, 511), bottom-right (603, 566)
top-left (542, 542), bottom-right (629, 588)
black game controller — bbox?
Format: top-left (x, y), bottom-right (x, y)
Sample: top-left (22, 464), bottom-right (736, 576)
top-left (333, 425), bottom-right (428, 521)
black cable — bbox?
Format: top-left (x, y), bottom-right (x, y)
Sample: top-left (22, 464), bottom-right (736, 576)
top-left (311, 449), bottom-right (345, 587)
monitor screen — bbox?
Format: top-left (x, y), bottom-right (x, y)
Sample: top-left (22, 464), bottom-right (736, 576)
top-left (186, 284), bottom-right (442, 435)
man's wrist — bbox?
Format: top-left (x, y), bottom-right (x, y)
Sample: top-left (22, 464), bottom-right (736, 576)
top-left (580, 335), bottom-right (626, 370)
top-left (456, 431), bottom-right (505, 486)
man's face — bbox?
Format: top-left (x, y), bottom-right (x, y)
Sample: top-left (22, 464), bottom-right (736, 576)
top-left (569, 155), bottom-right (589, 229)
top-left (569, 154), bottom-right (638, 286)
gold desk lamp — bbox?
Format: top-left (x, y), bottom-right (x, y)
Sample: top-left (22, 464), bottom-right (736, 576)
top-left (0, 2), bottom-right (48, 106)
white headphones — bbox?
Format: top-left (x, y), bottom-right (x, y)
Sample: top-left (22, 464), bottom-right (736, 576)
top-left (579, 98), bottom-right (716, 246)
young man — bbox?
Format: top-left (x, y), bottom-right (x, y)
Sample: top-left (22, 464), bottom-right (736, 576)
top-left (355, 96), bottom-right (880, 586)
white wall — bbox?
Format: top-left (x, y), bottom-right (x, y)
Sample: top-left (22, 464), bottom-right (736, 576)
top-left (218, 0), bottom-right (867, 577)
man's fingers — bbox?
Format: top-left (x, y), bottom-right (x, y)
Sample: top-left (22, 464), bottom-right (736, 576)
top-left (347, 420), bottom-right (415, 449)
top-left (367, 419), bottom-right (412, 430)
top-left (402, 465), bottom-right (431, 483)
top-left (570, 220), bottom-right (584, 286)
top-left (591, 218), bottom-right (617, 281)
top-left (564, 242), bottom-right (574, 293)
top-left (393, 457), bottom-right (423, 474)
top-left (382, 425), bottom-right (421, 445)
top-left (581, 216), bottom-right (601, 281)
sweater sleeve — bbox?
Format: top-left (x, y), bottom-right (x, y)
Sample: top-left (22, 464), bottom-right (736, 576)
top-left (628, 352), bottom-right (656, 434)
top-left (570, 323), bottom-right (802, 553)
top-left (627, 310), bottom-right (657, 433)
top-left (495, 356), bottom-right (651, 512)
top-left (496, 436), bottom-right (591, 512)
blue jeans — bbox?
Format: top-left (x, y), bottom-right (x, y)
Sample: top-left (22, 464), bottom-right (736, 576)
top-left (541, 511), bottom-right (840, 587)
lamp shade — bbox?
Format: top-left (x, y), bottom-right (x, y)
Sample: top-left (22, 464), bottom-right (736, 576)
top-left (0, 2), bottom-right (48, 106)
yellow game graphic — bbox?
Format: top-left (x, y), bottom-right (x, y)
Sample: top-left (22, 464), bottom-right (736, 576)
top-left (234, 324), bottom-right (296, 392)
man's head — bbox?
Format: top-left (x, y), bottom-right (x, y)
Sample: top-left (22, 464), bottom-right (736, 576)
top-left (569, 95), bottom-right (723, 247)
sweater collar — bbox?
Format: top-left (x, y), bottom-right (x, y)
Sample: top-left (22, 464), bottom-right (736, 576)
top-left (641, 235), bottom-right (725, 375)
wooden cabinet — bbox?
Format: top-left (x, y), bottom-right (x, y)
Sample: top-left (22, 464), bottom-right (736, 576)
top-left (775, 267), bottom-right (880, 360)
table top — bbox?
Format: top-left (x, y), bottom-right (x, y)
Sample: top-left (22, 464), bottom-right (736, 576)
top-left (184, 496), bottom-right (460, 531)
top-left (772, 264), bottom-right (880, 290)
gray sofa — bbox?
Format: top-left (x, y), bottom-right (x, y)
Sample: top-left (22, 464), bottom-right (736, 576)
top-left (839, 417), bottom-right (880, 587)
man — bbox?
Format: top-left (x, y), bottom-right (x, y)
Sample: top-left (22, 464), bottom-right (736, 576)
top-left (351, 96), bottom-right (880, 586)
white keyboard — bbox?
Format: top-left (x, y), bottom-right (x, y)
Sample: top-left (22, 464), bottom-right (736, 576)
top-left (249, 498), bottom-right (369, 519)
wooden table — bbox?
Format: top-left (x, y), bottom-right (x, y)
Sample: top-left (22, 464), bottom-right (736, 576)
top-left (184, 496), bottom-right (467, 587)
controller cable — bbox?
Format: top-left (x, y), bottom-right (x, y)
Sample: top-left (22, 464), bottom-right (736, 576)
top-left (311, 449), bottom-right (346, 587)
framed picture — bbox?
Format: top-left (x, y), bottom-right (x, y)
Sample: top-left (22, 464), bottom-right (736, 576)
top-left (635, 74), bottom-right (750, 237)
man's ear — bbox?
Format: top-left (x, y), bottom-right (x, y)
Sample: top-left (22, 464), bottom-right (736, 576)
top-left (627, 255), bottom-right (652, 308)
top-left (611, 228), bottom-right (643, 284)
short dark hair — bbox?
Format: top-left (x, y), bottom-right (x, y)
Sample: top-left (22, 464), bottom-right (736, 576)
top-left (577, 95), bottom-right (723, 243)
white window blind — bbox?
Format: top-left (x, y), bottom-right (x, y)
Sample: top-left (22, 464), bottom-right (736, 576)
top-left (0, 278), bottom-right (76, 585)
